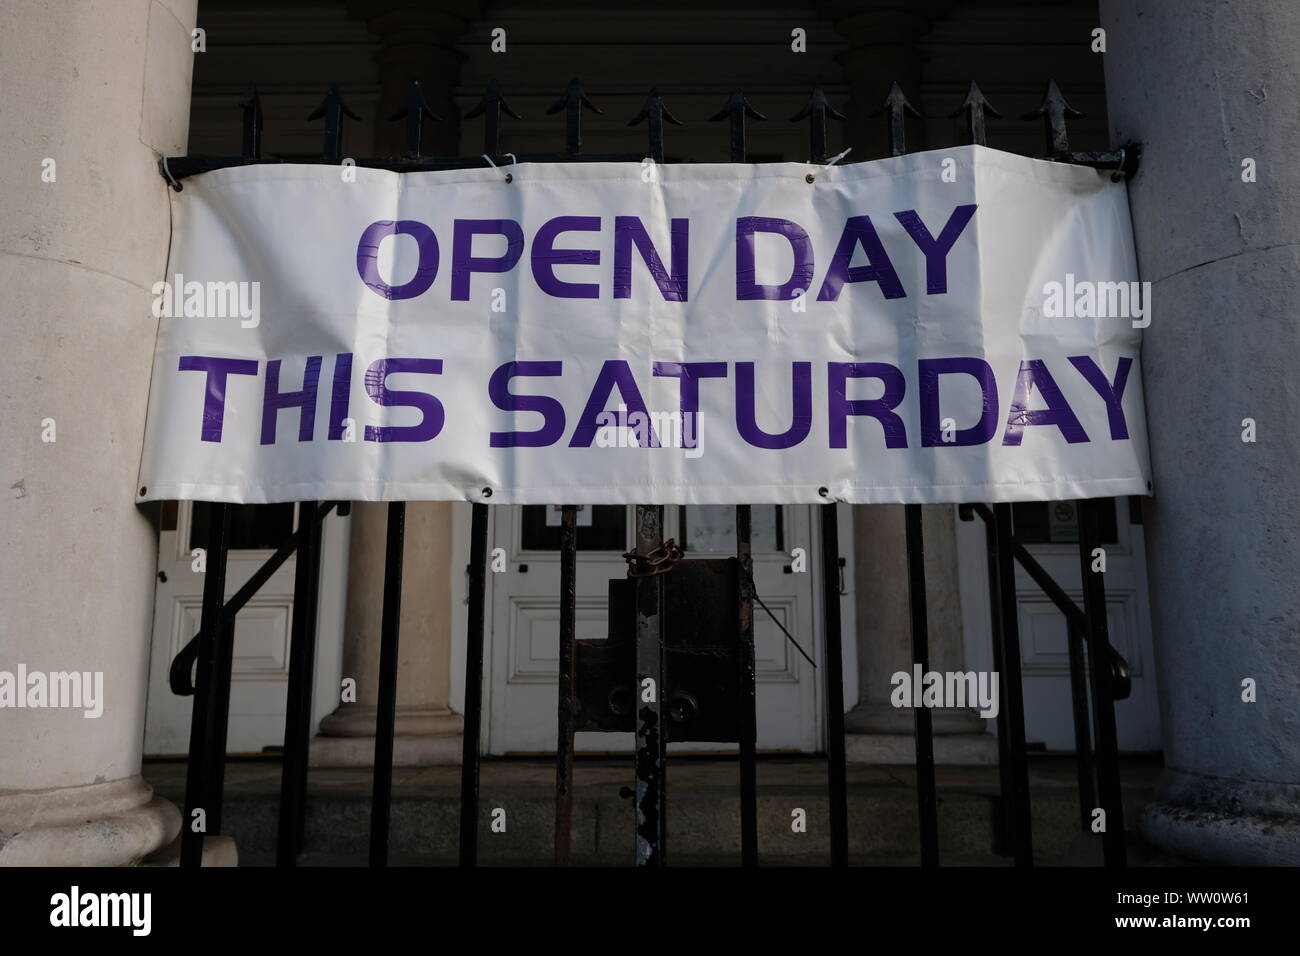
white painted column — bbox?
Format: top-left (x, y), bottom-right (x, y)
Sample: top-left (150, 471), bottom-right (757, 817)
top-left (0, 0), bottom-right (197, 864)
top-left (1100, 0), bottom-right (1300, 864)
top-left (311, 3), bottom-right (472, 766)
top-left (831, 2), bottom-right (996, 764)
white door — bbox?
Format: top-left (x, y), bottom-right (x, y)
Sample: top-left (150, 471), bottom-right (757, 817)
top-left (484, 504), bottom-right (826, 754)
top-left (144, 502), bottom-right (348, 755)
top-left (956, 498), bottom-right (1161, 751)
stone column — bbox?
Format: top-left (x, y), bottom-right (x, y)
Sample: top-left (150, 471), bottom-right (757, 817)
top-left (0, 0), bottom-right (196, 864)
top-left (829, 1), bottom-right (995, 764)
top-left (1100, 0), bottom-right (1300, 864)
top-left (312, 2), bottom-right (477, 767)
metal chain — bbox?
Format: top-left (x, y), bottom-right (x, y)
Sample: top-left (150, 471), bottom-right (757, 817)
top-left (623, 538), bottom-right (683, 578)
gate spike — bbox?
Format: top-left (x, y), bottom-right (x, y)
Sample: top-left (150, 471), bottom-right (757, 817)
top-left (547, 77), bottom-right (603, 156)
top-left (628, 87), bottom-right (683, 165)
top-left (709, 91), bottom-right (766, 163)
top-left (791, 86), bottom-right (846, 164)
top-left (870, 81), bottom-right (921, 157)
top-left (465, 79), bottom-right (523, 158)
top-left (387, 80), bottom-right (443, 158)
top-left (1022, 79), bottom-right (1084, 160)
top-left (546, 77), bottom-right (600, 157)
top-left (307, 84), bottom-right (360, 164)
top-left (238, 84), bottom-right (263, 160)
top-left (948, 80), bottom-right (1001, 148)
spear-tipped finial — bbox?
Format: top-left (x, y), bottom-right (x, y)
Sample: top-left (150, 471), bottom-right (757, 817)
top-left (948, 80), bottom-right (1001, 147)
top-left (547, 77), bottom-right (603, 156)
top-left (387, 80), bottom-right (443, 158)
top-left (307, 85), bottom-right (360, 163)
top-left (238, 84), bottom-right (263, 160)
top-left (629, 87), bottom-right (684, 163)
top-left (791, 86), bottom-right (846, 164)
top-left (710, 91), bottom-right (766, 163)
top-left (465, 79), bottom-right (523, 157)
top-left (1022, 79), bottom-right (1084, 159)
top-left (870, 81), bottom-right (922, 157)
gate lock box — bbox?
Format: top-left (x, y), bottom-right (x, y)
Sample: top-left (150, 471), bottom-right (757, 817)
top-left (575, 558), bottom-right (743, 743)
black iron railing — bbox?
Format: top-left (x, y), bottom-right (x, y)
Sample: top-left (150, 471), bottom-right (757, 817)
top-left (161, 75), bottom-right (1136, 869)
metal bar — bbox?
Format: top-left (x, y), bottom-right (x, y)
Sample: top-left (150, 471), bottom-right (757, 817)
top-left (1023, 79), bottom-right (1081, 161)
top-left (239, 86), bottom-right (263, 160)
top-left (819, 502), bottom-right (848, 867)
top-left (548, 78), bottom-right (600, 157)
top-left (949, 80), bottom-right (1000, 149)
top-left (904, 504), bottom-right (939, 866)
top-left (710, 91), bottom-right (764, 164)
top-left (368, 501), bottom-right (405, 867)
top-left (308, 85), bottom-right (358, 164)
top-left (389, 80), bottom-right (442, 159)
top-left (981, 509), bottom-right (1015, 857)
top-left (466, 80), bottom-right (520, 157)
top-left (629, 88), bottom-right (681, 164)
top-left (554, 505), bottom-right (579, 865)
top-left (181, 503), bottom-right (231, 868)
top-left (204, 618), bottom-right (238, 837)
top-left (736, 505), bottom-right (758, 867)
top-left (1065, 618), bottom-right (1097, 832)
top-left (991, 503), bottom-right (1033, 865)
top-left (633, 504), bottom-right (665, 867)
top-left (459, 502), bottom-right (490, 866)
top-left (277, 501), bottom-right (323, 866)
top-left (1077, 497), bottom-right (1127, 867)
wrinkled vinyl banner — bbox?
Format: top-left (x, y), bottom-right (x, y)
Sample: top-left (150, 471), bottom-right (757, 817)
top-left (136, 145), bottom-right (1151, 504)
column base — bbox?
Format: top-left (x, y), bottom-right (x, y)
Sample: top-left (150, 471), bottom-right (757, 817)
top-left (844, 701), bottom-right (997, 764)
top-left (0, 776), bottom-right (180, 867)
top-left (846, 732), bottom-right (999, 765)
top-left (311, 706), bottom-right (463, 767)
top-left (1139, 769), bottom-right (1300, 866)
top-left (143, 834), bottom-right (239, 867)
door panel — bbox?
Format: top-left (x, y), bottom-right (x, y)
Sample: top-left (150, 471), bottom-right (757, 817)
top-left (144, 502), bottom-right (347, 755)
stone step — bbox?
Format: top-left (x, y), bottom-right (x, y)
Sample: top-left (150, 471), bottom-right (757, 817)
top-left (144, 755), bottom-right (1162, 866)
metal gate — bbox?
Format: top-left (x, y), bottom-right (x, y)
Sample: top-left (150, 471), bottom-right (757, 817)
top-left (159, 74), bottom-right (1138, 868)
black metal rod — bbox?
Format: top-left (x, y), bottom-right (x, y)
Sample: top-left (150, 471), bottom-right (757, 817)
top-left (819, 502), bottom-right (848, 866)
top-left (181, 503), bottom-right (231, 868)
top-left (736, 505), bottom-right (758, 867)
top-left (1077, 497), bottom-right (1127, 867)
top-left (368, 502), bottom-right (405, 867)
top-left (1065, 619), bottom-right (1098, 832)
top-left (205, 615), bottom-right (238, 839)
top-left (982, 510), bottom-right (1015, 857)
top-left (633, 504), bottom-right (665, 867)
top-left (554, 505), bottom-right (579, 865)
top-left (904, 504), bottom-right (939, 867)
top-left (277, 501), bottom-right (323, 866)
top-left (991, 503), bottom-right (1033, 866)
top-left (459, 502), bottom-right (490, 866)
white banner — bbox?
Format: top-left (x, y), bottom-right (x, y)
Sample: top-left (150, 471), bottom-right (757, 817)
top-left (136, 145), bottom-right (1151, 504)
